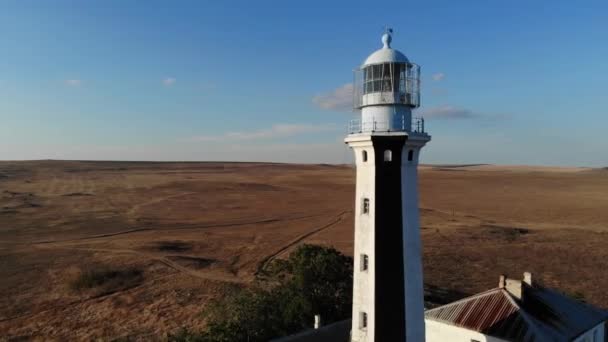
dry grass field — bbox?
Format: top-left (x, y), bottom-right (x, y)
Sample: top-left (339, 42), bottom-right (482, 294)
top-left (1, 160), bottom-right (607, 340)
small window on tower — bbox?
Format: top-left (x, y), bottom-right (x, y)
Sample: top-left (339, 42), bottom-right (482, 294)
top-left (362, 198), bottom-right (370, 214)
top-left (359, 312), bottom-right (368, 330)
top-left (408, 149), bottom-right (414, 161)
top-left (384, 150), bottom-right (392, 162)
top-left (360, 254), bottom-right (369, 271)
top-left (362, 150), bottom-right (368, 162)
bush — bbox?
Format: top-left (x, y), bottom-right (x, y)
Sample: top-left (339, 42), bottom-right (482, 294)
top-left (70, 266), bottom-right (144, 295)
top-left (168, 244), bottom-right (353, 342)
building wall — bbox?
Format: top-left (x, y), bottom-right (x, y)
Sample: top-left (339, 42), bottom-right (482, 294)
top-left (270, 319), bottom-right (351, 342)
top-left (347, 133), bottom-right (428, 342)
top-left (401, 140), bottom-right (425, 342)
top-left (360, 105), bottom-right (411, 132)
top-left (349, 138), bottom-right (376, 342)
top-left (572, 322), bottom-right (605, 342)
top-left (425, 319), bottom-right (510, 342)
top-left (347, 134), bottom-right (415, 342)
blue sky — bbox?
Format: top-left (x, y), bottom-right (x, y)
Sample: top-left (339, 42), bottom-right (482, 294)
top-left (1, 0), bottom-right (607, 166)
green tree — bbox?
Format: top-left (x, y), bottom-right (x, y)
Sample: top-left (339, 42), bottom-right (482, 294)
top-left (168, 244), bottom-right (353, 342)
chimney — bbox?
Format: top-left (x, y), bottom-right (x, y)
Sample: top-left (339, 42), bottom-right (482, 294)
top-left (523, 272), bottom-right (533, 286)
top-left (499, 275), bottom-right (506, 288)
top-left (505, 278), bottom-right (523, 300)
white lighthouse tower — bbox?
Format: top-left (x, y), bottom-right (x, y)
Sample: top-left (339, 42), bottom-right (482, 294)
top-left (346, 29), bottom-right (430, 342)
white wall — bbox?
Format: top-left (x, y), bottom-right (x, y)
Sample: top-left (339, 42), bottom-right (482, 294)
top-left (427, 319), bottom-right (606, 342)
top-left (361, 105), bottom-right (411, 132)
top-left (425, 319), bottom-right (510, 342)
top-left (346, 133), bottom-right (429, 342)
top-left (401, 140), bottom-right (426, 342)
top-left (346, 136), bottom-right (376, 342)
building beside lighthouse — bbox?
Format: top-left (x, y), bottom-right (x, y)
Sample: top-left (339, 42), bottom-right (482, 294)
top-left (346, 29), bottom-right (429, 342)
top-left (425, 273), bottom-right (608, 342)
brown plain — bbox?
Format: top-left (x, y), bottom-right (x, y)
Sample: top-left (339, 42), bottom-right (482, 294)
top-left (1, 161), bottom-right (607, 340)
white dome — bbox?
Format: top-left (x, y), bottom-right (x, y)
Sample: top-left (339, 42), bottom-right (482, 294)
top-left (363, 47), bottom-right (409, 66)
top-left (362, 30), bottom-right (409, 66)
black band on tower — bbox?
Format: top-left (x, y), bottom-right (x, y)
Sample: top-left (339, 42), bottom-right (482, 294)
top-left (372, 135), bottom-right (407, 341)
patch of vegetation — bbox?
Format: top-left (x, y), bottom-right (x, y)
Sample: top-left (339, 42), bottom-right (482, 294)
top-left (168, 244), bottom-right (353, 342)
top-left (154, 241), bottom-right (192, 253)
top-left (63, 192), bottom-right (95, 197)
top-left (168, 256), bottom-right (216, 269)
top-left (70, 266), bottom-right (144, 295)
top-left (484, 225), bottom-right (530, 241)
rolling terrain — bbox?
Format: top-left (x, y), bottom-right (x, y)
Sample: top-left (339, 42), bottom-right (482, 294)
top-left (1, 161), bottom-right (607, 340)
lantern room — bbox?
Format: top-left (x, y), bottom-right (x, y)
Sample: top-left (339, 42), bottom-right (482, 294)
top-left (351, 29), bottom-right (422, 133)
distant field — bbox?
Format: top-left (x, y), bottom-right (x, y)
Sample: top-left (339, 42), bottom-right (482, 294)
top-left (1, 161), bottom-right (607, 340)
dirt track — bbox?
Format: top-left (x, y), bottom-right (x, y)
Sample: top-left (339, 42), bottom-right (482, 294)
top-left (1, 161), bottom-right (607, 340)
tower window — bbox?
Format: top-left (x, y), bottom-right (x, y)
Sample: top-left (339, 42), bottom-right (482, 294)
top-left (362, 150), bottom-right (368, 162)
top-left (408, 149), bottom-right (414, 161)
top-left (359, 312), bottom-right (368, 329)
top-left (362, 198), bottom-right (370, 214)
top-left (360, 254), bottom-right (369, 271)
top-left (384, 150), bottom-right (392, 162)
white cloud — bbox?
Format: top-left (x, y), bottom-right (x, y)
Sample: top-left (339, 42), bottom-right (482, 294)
top-left (65, 79), bottom-right (82, 86)
top-left (421, 105), bottom-right (476, 120)
top-left (163, 77), bottom-right (176, 86)
top-left (187, 123), bottom-right (339, 142)
top-left (312, 83), bottom-right (353, 111)
top-left (431, 72), bottom-right (445, 81)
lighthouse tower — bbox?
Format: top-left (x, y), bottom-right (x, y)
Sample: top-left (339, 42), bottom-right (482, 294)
top-left (346, 29), bottom-right (430, 342)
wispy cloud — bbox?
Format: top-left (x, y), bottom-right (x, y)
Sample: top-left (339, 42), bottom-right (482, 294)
top-left (421, 105), bottom-right (477, 120)
top-left (65, 79), bottom-right (82, 87)
top-left (431, 72), bottom-right (445, 81)
top-left (187, 123), bottom-right (339, 142)
top-left (163, 77), bottom-right (176, 86)
top-left (312, 83), bottom-right (353, 111)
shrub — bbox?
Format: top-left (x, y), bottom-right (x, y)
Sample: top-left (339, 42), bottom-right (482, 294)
top-left (70, 266), bottom-right (144, 295)
top-left (168, 244), bottom-right (353, 342)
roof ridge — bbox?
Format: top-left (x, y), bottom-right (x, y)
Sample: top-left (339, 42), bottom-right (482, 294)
top-left (425, 287), bottom-right (504, 314)
top-left (501, 288), bottom-right (552, 341)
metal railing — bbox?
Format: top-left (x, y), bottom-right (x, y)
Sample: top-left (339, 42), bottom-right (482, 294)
top-left (348, 117), bottom-right (427, 135)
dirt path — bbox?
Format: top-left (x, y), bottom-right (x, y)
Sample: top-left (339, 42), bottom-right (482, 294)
top-left (255, 210), bottom-right (350, 276)
top-left (126, 191), bottom-right (198, 219)
top-left (25, 212), bottom-right (330, 245)
top-left (34, 244), bottom-right (244, 284)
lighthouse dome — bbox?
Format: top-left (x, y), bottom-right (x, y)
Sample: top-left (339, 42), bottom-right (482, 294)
top-left (362, 31), bottom-right (409, 66)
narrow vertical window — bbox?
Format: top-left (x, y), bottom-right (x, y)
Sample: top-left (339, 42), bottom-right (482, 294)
top-left (408, 149), bottom-right (414, 161)
top-left (384, 150), bottom-right (392, 162)
top-left (360, 254), bottom-right (369, 271)
top-left (362, 150), bottom-right (368, 162)
top-left (362, 198), bottom-right (370, 214)
top-left (359, 312), bottom-right (368, 329)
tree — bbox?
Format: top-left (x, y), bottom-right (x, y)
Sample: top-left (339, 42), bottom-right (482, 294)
top-left (168, 244), bottom-right (353, 342)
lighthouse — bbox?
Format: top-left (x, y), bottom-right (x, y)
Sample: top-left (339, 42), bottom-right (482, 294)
top-left (346, 29), bottom-right (430, 342)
